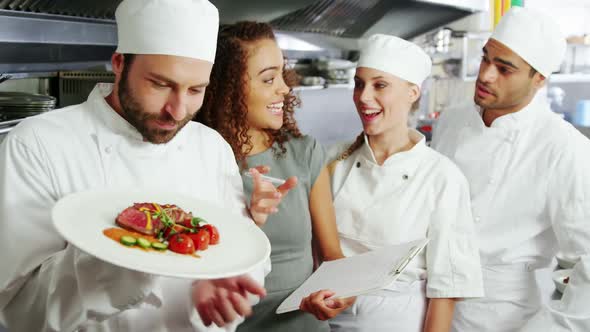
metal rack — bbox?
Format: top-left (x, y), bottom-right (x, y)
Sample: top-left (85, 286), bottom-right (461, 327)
top-left (0, 10), bottom-right (116, 73)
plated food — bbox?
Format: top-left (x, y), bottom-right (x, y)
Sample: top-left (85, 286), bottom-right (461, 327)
top-left (52, 189), bottom-right (271, 279)
top-left (104, 202), bottom-right (220, 256)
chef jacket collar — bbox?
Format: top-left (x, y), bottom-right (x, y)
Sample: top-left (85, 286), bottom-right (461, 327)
top-left (475, 97), bottom-right (544, 130)
top-left (90, 83), bottom-right (146, 142)
top-left (359, 129), bottom-right (429, 169)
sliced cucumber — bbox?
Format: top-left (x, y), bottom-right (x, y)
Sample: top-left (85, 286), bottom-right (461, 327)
top-left (151, 242), bottom-right (168, 251)
top-left (120, 235), bottom-right (137, 246)
top-left (137, 238), bottom-right (151, 249)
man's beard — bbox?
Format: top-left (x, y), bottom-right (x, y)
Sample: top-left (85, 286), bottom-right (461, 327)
top-left (118, 74), bottom-right (193, 144)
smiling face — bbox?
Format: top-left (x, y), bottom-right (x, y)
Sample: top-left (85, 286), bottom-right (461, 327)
top-left (474, 38), bottom-right (545, 113)
top-left (353, 67), bottom-right (420, 138)
top-left (243, 38), bottom-right (290, 132)
top-left (113, 54), bottom-right (212, 144)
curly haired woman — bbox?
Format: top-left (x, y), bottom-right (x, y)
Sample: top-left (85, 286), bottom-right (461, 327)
top-left (196, 21), bottom-right (345, 332)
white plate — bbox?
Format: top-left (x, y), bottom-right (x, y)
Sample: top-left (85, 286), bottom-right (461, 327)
top-left (552, 269), bottom-right (573, 293)
top-left (52, 189), bottom-right (270, 279)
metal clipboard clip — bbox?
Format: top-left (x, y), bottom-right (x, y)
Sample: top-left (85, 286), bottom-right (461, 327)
top-left (387, 240), bottom-right (429, 277)
top-left (388, 246), bottom-right (417, 276)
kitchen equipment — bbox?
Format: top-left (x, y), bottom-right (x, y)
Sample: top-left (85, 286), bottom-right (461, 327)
top-left (0, 118), bottom-right (22, 144)
top-left (301, 76), bottom-right (326, 86)
top-left (547, 86), bottom-right (566, 113)
top-left (572, 100), bottom-right (590, 127)
top-left (59, 71), bottom-right (115, 107)
top-left (0, 91), bottom-right (56, 121)
top-left (0, 73), bottom-right (11, 85)
top-left (314, 59), bottom-right (356, 85)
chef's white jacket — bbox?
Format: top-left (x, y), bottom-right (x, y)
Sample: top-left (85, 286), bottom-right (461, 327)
top-left (432, 98), bottom-right (590, 331)
top-left (0, 84), bottom-right (268, 332)
top-left (328, 130), bottom-right (484, 299)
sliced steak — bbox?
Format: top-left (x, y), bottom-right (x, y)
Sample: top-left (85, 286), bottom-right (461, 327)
top-left (116, 204), bottom-right (163, 236)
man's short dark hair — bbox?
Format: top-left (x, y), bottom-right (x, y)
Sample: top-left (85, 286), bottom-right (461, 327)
top-left (529, 67), bottom-right (537, 78)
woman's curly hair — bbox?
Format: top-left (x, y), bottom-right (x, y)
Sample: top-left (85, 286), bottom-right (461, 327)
top-left (195, 21), bottom-right (302, 165)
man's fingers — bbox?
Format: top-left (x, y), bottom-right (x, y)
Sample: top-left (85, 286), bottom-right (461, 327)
top-left (197, 301), bottom-right (213, 326)
top-left (236, 275), bottom-right (267, 297)
top-left (229, 291), bottom-right (253, 317)
top-left (213, 289), bottom-right (238, 325)
top-left (210, 305), bottom-right (226, 328)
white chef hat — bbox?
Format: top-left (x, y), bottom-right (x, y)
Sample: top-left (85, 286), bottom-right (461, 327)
top-left (115, 0), bottom-right (219, 63)
top-left (357, 34), bottom-right (432, 86)
top-left (491, 6), bottom-right (566, 77)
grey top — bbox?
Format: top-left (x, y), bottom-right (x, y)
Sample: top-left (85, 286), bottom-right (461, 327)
top-left (238, 135), bottom-right (329, 332)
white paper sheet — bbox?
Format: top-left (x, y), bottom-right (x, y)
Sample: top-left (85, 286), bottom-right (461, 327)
top-left (276, 238), bottom-right (429, 314)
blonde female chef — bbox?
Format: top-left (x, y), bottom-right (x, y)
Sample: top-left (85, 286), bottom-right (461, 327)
top-left (300, 34), bottom-right (484, 332)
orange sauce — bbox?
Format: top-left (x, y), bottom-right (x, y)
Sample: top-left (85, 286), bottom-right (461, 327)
top-left (103, 227), bottom-right (159, 252)
top-left (103, 227), bottom-right (201, 258)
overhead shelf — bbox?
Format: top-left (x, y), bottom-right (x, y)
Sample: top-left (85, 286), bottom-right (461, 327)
top-left (0, 10), bottom-right (116, 73)
top-left (0, 10), bottom-right (117, 46)
top-left (548, 74), bottom-right (590, 83)
top-left (293, 84), bottom-right (353, 91)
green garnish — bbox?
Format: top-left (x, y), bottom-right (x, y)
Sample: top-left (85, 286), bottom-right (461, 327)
top-left (120, 235), bottom-right (137, 246)
top-left (191, 217), bottom-right (207, 227)
top-left (151, 242), bottom-right (168, 250)
top-left (137, 238), bottom-right (151, 249)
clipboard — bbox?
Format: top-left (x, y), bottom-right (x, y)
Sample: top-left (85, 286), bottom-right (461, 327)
top-left (276, 238), bottom-right (429, 314)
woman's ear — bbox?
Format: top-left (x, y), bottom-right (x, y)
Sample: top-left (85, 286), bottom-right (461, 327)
top-left (408, 83), bottom-right (421, 104)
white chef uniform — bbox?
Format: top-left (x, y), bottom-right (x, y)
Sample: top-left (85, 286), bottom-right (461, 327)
top-left (1, 0), bottom-right (270, 329)
top-left (432, 98), bottom-right (590, 332)
top-left (0, 84), bottom-right (268, 332)
top-left (431, 7), bottom-right (590, 332)
top-left (328, 130), bottom-right (484, 332)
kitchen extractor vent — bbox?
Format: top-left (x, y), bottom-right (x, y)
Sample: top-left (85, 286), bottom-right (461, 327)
top-left (270, 0), bottom-right (396, 38)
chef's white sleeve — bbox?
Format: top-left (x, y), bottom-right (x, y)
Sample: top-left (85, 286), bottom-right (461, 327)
top-left (520, 134), bottom-right (590, 331)
top-left (0, 133), bottom-right (161, 332)
top-left (425, 158), bottom-right (484, 299)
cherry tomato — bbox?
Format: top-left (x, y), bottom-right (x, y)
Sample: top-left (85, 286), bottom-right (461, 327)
top-left (188, 229), bottom-right (210, 251)
top-left (168, 233), bottom-right (195, 255)
top-left (203, 224), bottom-right (219, 245)
top-left (163, 224), bottom-right (185, 239)
top-left (181, 219), bottom-right (192, 229)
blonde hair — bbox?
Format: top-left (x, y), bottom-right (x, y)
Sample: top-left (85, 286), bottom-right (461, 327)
top-left (327, 132), bottom-right (365, 175)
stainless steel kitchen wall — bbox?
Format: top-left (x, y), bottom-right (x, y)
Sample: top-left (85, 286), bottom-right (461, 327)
top-left (294, 86), bottom-right (361, 147)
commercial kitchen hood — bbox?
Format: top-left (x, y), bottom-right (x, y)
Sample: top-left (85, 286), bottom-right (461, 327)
top-left (0, 0), bottom-right (486, 72)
